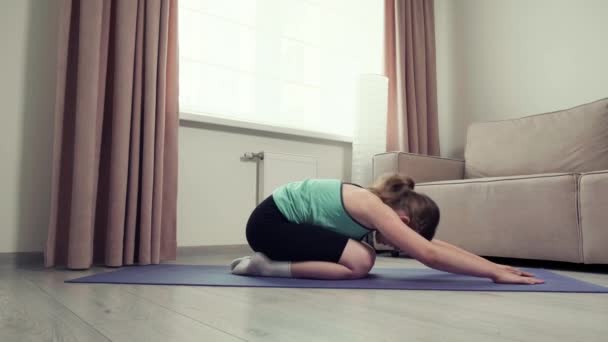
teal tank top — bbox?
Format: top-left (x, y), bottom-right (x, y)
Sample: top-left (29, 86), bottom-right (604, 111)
top-left (271, 179), bottom-right (372, 240)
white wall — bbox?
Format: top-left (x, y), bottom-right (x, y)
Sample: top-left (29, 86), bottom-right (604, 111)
top-left (178, 122), bottom-right (351, 246)
top-left (0, 0), bottom-right (59, 253)
top-left (435, 0), bottom-right (608, 158)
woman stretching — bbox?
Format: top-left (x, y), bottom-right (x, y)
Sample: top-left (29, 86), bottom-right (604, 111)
top-left (231, 173), bottom-right (544, 285)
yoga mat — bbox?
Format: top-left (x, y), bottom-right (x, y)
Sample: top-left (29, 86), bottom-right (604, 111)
top-left (66, 264), bottom-right (608, 293)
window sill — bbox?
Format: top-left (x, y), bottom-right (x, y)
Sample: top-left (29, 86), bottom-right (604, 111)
top-left (179, 112), bottom-right (353, 143)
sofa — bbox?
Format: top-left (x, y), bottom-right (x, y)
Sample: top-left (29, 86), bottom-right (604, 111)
top-left (372, 98), bottom-right (608, 264)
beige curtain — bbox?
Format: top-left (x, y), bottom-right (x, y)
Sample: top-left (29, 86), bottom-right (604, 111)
top-left (385, 0), bottom-right (440, 155)
top-left (45, 0), bottom-right (178, 269)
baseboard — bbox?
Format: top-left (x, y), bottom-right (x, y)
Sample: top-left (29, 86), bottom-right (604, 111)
top-left (177, 244), bottom-right (252, 256)
top-left (0, 245), bottom-right (252, 267)
top-left (0, 252), bottom-right (44, 266)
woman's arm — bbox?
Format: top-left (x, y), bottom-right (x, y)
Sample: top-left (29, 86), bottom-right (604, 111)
top-left (432, 239), bottom-right (482, 260)
top-left (363, 196), bottom-right (543, 284)
top-left (432, 239), bottom-right (535, 277)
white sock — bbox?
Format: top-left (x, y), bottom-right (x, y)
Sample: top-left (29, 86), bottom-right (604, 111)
top-left (230, 256), bottom-right (250, 271)
top-left (231, 252), bottom-right (292, 278)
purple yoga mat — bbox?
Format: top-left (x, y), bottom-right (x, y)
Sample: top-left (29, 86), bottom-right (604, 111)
top-left (66, 264), bottom-right (608, 293)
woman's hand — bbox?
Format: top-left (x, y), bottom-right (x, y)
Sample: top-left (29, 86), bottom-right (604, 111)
top-left (491, 267), bottom-right (545, 285)
top-left (496, 264), bottom-right (536, 277)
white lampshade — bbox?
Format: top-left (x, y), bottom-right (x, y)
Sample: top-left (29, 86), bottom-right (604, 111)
top-left (351, 74), bottom-right (389, 187)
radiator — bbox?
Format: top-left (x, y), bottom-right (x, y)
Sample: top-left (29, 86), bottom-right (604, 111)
top-left (242, 151), bottom-right (318, 204)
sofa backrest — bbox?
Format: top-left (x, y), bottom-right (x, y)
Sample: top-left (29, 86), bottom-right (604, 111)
top-left (464, 98), bottom-right (608, 178)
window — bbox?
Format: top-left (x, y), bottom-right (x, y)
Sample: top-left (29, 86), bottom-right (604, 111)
top-left (179, 0), bottom-right (383, 137)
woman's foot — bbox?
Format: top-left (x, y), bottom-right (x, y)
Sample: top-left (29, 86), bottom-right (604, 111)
top-left (231, 253), bottom-right (291, 277)
top-left (229, 256), bottom-right (251, 270)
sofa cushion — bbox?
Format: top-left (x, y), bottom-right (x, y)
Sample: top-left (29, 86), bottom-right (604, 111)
top-left (579, 170), bottom-right (608, 263)
top-left (464, 98), bottom-right (608, 178)
top-left (373, 152), bottom-right (464, 184)
top-left (417, 173), bottom-right (582, 262)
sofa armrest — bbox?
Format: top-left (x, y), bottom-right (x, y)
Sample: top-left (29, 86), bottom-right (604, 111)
top-left (579, 169), bottom-right (608, 263)
top-left (373, 152), bottom-right (465, 184)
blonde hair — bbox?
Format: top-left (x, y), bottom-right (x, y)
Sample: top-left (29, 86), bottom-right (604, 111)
top-left (367, 173), bottom-right (440, 240)
top-left (367, 173), bottom-right (416, 206)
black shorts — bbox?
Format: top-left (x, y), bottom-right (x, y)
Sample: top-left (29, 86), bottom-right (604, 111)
top-left (246, 195), bottom-right (352, 263)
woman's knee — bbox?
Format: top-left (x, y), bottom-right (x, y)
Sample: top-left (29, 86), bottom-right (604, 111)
top-left (339, 240), bottom-right (376, 279)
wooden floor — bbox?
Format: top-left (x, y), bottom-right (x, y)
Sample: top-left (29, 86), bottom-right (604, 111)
top-left (2, 246), bottom-right (608, 342)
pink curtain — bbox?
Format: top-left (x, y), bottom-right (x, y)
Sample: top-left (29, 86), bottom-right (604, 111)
top-left (385, 0), bottom-right (440, 155)
top-left (45, 0), bottom-right (178, 269)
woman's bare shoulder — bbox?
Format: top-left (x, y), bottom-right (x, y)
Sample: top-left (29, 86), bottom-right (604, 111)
top-left (342, 184), bottom-right (382, 228)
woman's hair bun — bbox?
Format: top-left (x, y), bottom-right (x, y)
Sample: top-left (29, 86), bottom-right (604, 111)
top-left (380, 173), bottom-right (415, 192)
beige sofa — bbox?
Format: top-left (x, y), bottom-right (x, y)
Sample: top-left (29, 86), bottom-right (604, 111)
top-left (372, 98), bottom-right (608, 264)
